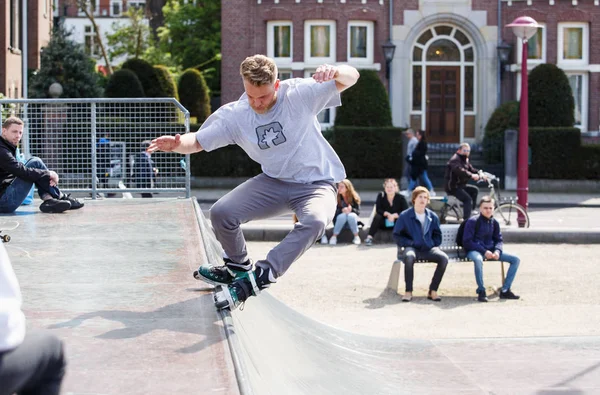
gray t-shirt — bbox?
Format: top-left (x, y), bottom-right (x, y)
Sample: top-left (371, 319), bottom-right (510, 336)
top-left (195, 78), bottom-right (346, 184)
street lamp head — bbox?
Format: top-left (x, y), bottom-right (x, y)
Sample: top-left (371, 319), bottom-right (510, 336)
top-left (507, 16), bottom-right (541, 41)
top-left (496, 41), bottom-right (512, 64)
top-left (382, 40), bottom-right (396, 63)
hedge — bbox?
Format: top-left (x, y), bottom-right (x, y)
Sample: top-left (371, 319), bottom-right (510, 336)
top-left (529, 127), bottom-right (581, 179)
top-left (188, 125), bottom-right (405, 179)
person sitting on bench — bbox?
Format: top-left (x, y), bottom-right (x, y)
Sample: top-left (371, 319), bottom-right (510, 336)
top-left (393, 186), bottom-right (448, 302)
top-left (463, 196), bottom-right (521, 302)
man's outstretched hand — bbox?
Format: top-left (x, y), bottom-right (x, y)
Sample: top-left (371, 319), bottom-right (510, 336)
top-left (147, 134), bottom-right (181, 153)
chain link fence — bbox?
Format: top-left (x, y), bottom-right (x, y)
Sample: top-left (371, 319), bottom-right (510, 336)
top-left (0, 98), bottom-right (190, 198)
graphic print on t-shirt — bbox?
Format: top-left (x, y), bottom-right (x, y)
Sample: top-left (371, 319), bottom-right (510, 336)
top-left (256, 122), bottom-right (287, 150)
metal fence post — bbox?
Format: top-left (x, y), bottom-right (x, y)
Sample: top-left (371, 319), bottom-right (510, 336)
top-left (91, 103), bottom-right (97, 199)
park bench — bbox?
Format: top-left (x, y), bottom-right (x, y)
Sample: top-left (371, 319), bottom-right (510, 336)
top-left (387, 224), bottom-right (507, 293)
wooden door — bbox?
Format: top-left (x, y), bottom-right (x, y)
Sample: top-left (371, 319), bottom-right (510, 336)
top-left (426, 67), bottom-right (460, 143)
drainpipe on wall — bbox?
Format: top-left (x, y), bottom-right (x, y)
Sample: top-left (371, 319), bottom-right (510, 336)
top-left (388, 0), bottom-right (393, 110)
top-left (497, 0), bottom-right (501, 107)
top-left (22, 0), bottom-right (30, 158)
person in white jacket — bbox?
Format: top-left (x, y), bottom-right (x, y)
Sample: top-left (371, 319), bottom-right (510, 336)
top-left (0, 243), bottom-right (66, 395)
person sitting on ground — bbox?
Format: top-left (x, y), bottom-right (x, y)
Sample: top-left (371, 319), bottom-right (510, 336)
top-left (393, 186), bottom-right (448, 302)
top-left (365, 178), bottom-right (408, 246)
top-left (463, 196), bottom-right (521, 302)
top-left (0, 243), bottom-right (67, 394)
top-left (0, 117), bottom-right (84, 213)
top-left (408, 129), bottom-right (435, 196)
top-left (444, 142), bottom-right (480, 221)
top-left (325, 179), bottom-right (362, 245)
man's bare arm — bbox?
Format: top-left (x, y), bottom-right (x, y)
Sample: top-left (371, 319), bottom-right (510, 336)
top-left (147, 132), bottom-right (203, 154)
top-left (313, 64), bottom-right (360, 93)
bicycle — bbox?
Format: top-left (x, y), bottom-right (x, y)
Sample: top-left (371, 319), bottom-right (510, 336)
top-left (437, 171), bottom-right (530, 228)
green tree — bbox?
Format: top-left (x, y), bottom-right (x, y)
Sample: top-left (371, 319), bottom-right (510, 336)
top-left (106, 8), bottom-right (152, 62)
top-left (154, 65), bottom-right (179, 99)
top-left (178, 68), bottom-right (210, 122)
top-left (482, 101), bottom-right (520, 164)
top-left (29, 25), bottom-right (102, 98)
top-left (528, 63), bottom-right (575, 127)
top-left (157, 0), bottom-right (220, 70)
top-left (121, 58), bottom-right (163, 97)
top-left (334, 70), bottom-right (392, 127)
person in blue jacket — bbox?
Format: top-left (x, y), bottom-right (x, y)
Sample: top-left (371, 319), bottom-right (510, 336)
top-left (463, 196), bottom-right (521, 302)
top-left (393, 186), bottom-right (448, 302)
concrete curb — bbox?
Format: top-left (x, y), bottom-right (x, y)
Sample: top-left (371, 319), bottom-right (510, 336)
top-left (240, 224), bottom-right (600, 244)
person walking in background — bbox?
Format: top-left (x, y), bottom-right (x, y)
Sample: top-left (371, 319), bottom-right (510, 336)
top-left (408, 130), bottom-right (435, 195)
top-left (393, 187), bottom-right (448, 302)
top-left (444, 142), bottom-right (481, 222)
top-left (364, 178), bottom-right (408, 246)
top-left (0, 243), bottom-right (67, 395)
top-left (148, 55), bottom-right (359, 310)
top-left (0, 117), bottom-right (84, 213)
top-left (326, 179), bottom-right (362, 246)
top-left (463, 196), bottom-right (521, 302)
top-left (402, 129), bottom-right (418, 191)
top-left (133, 141), bottom-right (158, 198)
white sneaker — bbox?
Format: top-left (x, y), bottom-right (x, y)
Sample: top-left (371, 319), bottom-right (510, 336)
top-left (320, 235), bottom-right (328, 244)
top-left (430, 190), bottom-right (437, 197)
top-left (328, 236), bottom-right (337, 245)
top-left (352, 235), bottom-right (361, 245)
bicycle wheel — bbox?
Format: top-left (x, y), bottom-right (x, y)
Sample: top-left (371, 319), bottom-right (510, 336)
top-left (494, 203), bottom-right (530, 228)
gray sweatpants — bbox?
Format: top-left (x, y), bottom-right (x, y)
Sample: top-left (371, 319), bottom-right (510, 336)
top-left (0, 331), bottom-right (66, 395)
top-left (210, 173), bottom-right (337, 279)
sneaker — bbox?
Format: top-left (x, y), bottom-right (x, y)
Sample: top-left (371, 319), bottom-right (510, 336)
top-left (39, 198), bottom-right (71, 213)
top-left (61, 193), bottom-right (84, 210)
top-left (430, 190), bottom-right (437, 197)
top-left (477, 291), bottom-right (488, 302)
top-left (352, 235), bottom-right (361, 245)
top-left (499, 289), bottom-right (520, 300)
top-left (194, 258), bottom-right (252, 286)
top-left (365, 237), bottom-right (373, 246)
top-left (320, 235), bottom-right (328, 244)
top-left (328, 236), bottom-right (337, 245)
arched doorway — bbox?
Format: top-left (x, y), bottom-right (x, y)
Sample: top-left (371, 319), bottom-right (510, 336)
top-left (411, 25), bottom-right (476, 143)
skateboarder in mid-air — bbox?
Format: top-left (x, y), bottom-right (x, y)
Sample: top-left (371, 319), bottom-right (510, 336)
top-left (147, 54), bottom-right (359, 310)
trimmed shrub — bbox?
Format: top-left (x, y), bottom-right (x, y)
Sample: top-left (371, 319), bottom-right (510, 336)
top-left (121, 58), bottom-right (162, 97)
top-left (579, 144), bottom-right (600, 180)
top-left (331, 126), bottom-right (404, 178)
top-left (529, 127), bottom-right (580, 179)
top-left (178, 69), bottom-right (211, 123)
top-left (528, 64), bottom-right (575, 127)
top-left (104, 69), bottom-right (145, 98)
top-left (335, 70), bottom-right (392, 127)
top-left (482, 101), bottom-right (519, 164)
top-left (153, 65), bottom-right (179, 99)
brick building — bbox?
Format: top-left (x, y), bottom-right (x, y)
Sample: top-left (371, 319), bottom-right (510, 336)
top-left (0, 0), bottom-right (53, 98)
top-left (222, 0), bottom-right (599, 143)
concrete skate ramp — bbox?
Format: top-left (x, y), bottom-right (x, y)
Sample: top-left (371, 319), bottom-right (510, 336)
top-left (228, 295), bottom-right (600, 394)
top-left (192, 207), bottom-right (600, 394)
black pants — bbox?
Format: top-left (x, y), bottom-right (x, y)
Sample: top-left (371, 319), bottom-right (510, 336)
top-left (0, 331), bottom-right (66, 395)
top-left (450, 185), bottom-right (479, 220)
top-left (402, 247), bottom-right (449, 292)
top-left (368, 213), bottom-right (394, 237)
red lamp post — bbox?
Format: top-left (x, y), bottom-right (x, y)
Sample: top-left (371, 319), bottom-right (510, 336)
top-left (506, 16), bottom-right (540, 224)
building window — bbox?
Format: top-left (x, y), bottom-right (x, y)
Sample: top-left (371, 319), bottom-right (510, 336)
top-left (78, 0), bottom-right (98, 15)
top-left (304, 70), bottom-right (335, 129)
top-left (304, 20), bottom-right (336, 64)
top-left (127, 0), bottom-right (145, 11)
top-left (111, 0), bottom-right (122, 16)
top-left (558, 23), bottom-right (589, 64)
top-left (567, 73), bottom-right (588, 131)
top-left (517, 24), bottom-right (545, 64)
top-left (84, 25), bottom-right (101, 57)
top-left (9, 0), bottom-right (20, 50)
top-left (267, 21), bottom-right (292, 64)
top-left (347, 21), bottom-right (374, 64)
top-left (278, 71), bottom-right (293, 81)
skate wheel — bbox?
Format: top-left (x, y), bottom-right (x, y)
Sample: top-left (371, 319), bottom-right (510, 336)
top-left (1, 235), bottom-right (10, 243)
top-left (215, 300), bottom-right (229, 310)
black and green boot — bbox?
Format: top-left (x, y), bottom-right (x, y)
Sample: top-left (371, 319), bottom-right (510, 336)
top-left (193, 258), bottom-right (253, 286)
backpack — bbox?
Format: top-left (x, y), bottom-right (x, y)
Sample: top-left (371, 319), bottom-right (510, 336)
top-left (456, 217), bottom-right (480, 248)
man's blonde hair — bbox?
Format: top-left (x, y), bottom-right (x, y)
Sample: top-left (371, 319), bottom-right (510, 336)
top-left (411, 186), bottom-right (430, 205)
top-left (240, 55), bottom-right (278, 86)
top-left (2, 116), bottom-right (24, 129)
